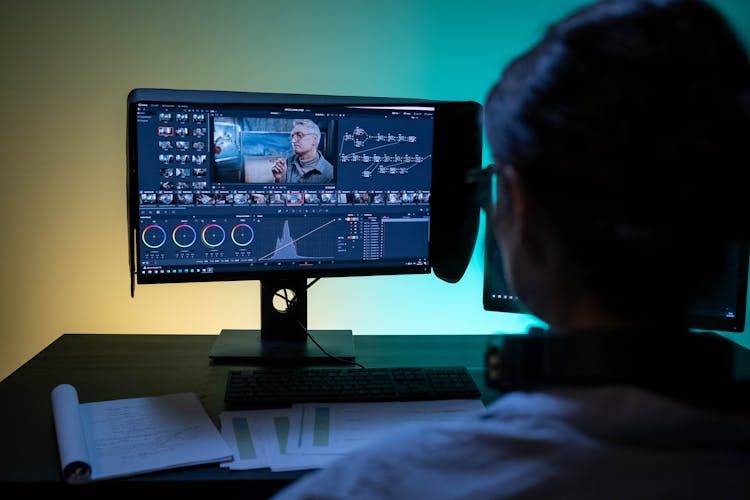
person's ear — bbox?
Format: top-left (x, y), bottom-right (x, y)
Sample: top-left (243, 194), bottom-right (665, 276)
top-left (503, 166), bottom-right (547, 266)
top-left (502, 166), bottom-right (523, 222)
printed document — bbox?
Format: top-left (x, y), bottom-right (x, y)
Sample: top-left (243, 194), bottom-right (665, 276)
top-left (220, 399), bottom-right (485, 471)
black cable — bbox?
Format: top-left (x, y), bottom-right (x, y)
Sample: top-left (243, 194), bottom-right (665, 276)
top-left (296, 319), bottom-right (365, 369)
top-left (273, 279), bottom-right (362, 366)
top-left (274, 277), bottom-right (320, 308)
top-left (274, 287), bottom-right (292, 306)
top-left (129, 228), bottom-right (136, 298)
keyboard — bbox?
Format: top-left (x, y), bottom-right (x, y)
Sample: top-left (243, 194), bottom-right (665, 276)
top-left (224, 366), bottom-right (481, 409)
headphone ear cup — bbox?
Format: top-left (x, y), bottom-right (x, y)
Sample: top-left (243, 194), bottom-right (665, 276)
top-left (484, 333), bottom-right (534, 391)
top-left (484, 329), bottom-right (742, 404)
top-left (484, 343), bottom-right (505, 390)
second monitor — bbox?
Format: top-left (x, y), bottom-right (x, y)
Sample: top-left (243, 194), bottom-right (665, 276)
top-left (483, 223), bottom-right (749, 334)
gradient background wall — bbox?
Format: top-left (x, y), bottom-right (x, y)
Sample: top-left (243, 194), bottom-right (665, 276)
top-left (1, 0), bottom-right (748, 381)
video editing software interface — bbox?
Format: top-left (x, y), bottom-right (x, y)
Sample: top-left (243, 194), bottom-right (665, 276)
top-left (483, 226), bottom-right (750, 332)
top-left (133, 101), bottom-right (434, 281)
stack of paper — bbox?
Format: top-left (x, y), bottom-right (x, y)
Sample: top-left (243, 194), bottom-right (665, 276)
top-left (219, 399), bottom-right (485, 472)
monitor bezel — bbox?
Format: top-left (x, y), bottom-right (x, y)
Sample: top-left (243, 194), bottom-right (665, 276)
top-left (689, 242), bottom-right (749, 333)
top-left (482, 223), bottom-right (527, 315)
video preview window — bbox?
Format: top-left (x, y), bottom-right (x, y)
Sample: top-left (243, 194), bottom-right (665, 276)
top-left (212, 117), bottom-right (337, 184)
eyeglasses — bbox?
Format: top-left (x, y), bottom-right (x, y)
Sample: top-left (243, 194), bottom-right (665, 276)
top-left (290, 131), bottom-right (314, 142)
top-left (465, 164), bottom-right (501, 219)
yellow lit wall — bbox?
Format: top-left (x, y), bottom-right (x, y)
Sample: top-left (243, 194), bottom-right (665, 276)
top-left (1, 0), bottom-right (748, 381)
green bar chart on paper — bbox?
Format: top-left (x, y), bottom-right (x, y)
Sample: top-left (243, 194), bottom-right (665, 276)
top-left (313, 407), bottom-right (330, 446)
top-left (274, 416), bottom-right (290, 454)
top-left (232, 417), bottom-right (257, 459)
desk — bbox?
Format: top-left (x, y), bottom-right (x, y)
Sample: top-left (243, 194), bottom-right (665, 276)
top-left (0, 333), bottom-right (499, 493)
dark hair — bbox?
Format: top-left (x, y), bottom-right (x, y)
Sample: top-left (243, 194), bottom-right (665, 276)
top-left (485, 0), bottom-right (750, 316)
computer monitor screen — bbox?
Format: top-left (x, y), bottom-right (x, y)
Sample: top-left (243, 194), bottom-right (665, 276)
top-left (127, 88), bottom-right (482, 361)
top-left (483, 224), bottom-right (749, 332)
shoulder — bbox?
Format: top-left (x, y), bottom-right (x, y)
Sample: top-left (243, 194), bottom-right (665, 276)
top-left (274, 389), bottom-right (750, 499)
top-left (273, 411), bottom-right (555, 499)
top-left (317, 153), bottom-right (334, 173)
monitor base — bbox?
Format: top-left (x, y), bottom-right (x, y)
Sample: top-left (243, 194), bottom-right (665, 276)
top-left (209, 329), bottom-right (355, 364)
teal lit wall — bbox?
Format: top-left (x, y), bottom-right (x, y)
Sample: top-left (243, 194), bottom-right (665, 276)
top-left (1, 0), bottom-right (748, 380)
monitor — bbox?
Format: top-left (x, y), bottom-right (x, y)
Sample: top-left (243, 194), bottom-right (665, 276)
top-left (127, 88), bottom-right (482, 362)
top-left (483, 223), bottom-right (750, 333)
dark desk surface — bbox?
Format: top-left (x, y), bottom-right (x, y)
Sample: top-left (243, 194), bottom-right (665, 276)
top-left (0, 333), bottom-right (498, 493)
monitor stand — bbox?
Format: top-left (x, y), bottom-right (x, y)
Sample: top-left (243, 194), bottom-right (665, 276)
top-left (209, 277), bottom-right (355, 363)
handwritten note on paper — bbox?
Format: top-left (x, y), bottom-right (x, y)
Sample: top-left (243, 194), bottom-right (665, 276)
top-left (51, 384), bottom-right (232, 483)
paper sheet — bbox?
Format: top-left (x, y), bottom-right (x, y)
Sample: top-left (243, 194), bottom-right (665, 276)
top-left (220, 408), bottom-right (301, 470)
top-left (244, 156), bottom-right (276, 183)
top-left (51, 384), bottom-right (92, 483)
top-left (219, 399), bottom-right (485, 472)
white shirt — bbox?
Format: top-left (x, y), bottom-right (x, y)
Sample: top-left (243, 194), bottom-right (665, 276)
top-left (273, 386), bottom-right (750, 499)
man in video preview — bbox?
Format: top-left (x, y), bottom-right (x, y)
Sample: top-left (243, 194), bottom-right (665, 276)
top-left (272, 119), bottom-right (334, 183)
